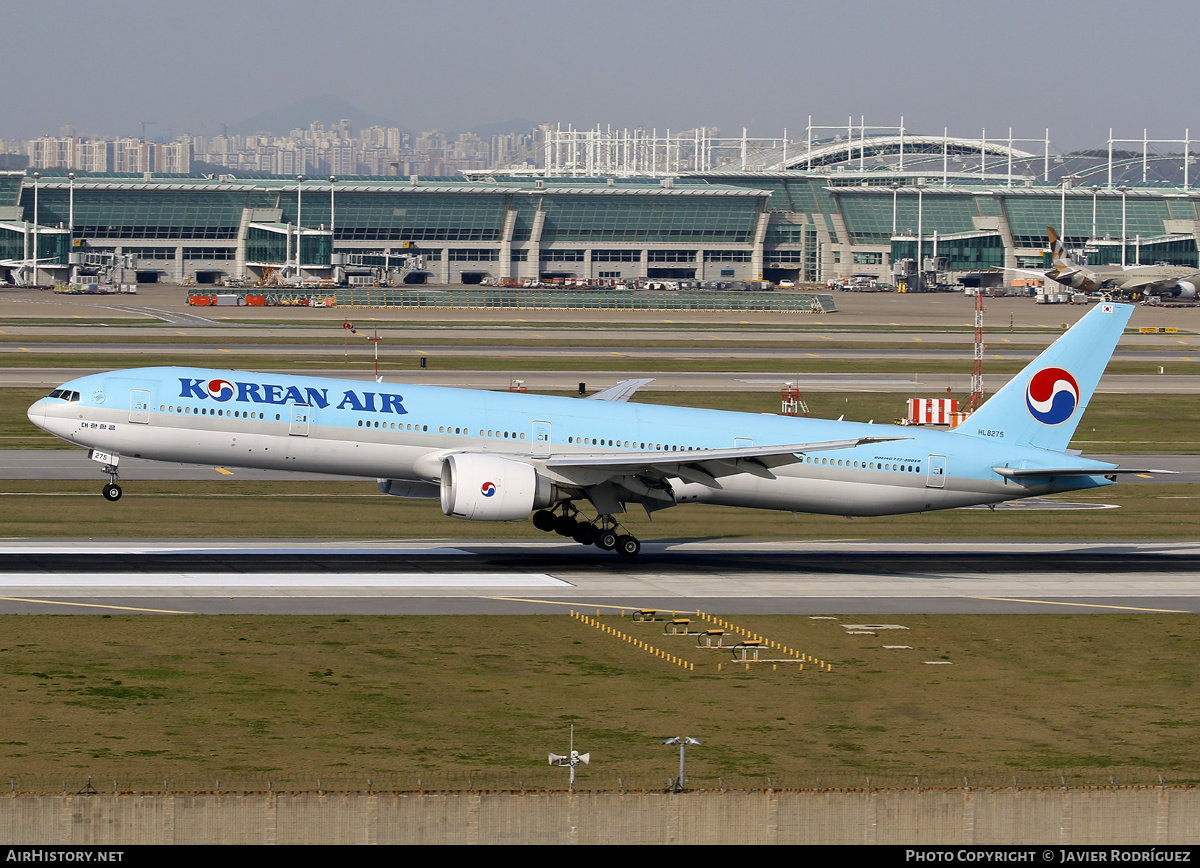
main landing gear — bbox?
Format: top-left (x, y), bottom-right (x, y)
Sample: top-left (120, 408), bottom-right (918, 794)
top-left (101, 465), bottom-right (122, 501)
top-left (532, 504), bottom-right (642, 557)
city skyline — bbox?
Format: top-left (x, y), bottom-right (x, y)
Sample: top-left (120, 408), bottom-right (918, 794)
top-left (5, 0), bottom-right (1197, 154)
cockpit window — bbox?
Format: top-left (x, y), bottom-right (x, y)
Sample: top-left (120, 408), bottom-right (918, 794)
top-left (46, 389), bottom-right (80, 402)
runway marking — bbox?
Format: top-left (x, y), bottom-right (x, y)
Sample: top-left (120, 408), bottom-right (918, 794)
top-left (215, 467), bottom-right (234, 475)
top-left (974, 596), bottom-right (1187, 613)
top-left (0, 596), bottom-right (192, 614)
top-left (218, 349), bottom-right (229, 353)
top-left (487, 596), bottom-right (687, 612)
top-left (0, 573), bottom-right (569, 588)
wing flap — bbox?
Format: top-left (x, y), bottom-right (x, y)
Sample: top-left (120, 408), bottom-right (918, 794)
top-left (546, 436), bottom-right (907, 486)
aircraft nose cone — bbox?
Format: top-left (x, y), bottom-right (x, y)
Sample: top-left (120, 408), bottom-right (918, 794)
top-left (27, 400), bottom-right (46, 431)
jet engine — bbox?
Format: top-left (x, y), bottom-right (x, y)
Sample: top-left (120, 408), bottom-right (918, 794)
top-left (439, 453), bottom-right (561, 521)
top-left (1171, 280), bottom-right (1198, 299)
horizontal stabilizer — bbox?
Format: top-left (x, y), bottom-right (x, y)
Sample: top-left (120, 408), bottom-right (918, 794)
top-left (587, 378), bottom-right (655, 402)
top-left (993, 466), bottom-right (1177, 478)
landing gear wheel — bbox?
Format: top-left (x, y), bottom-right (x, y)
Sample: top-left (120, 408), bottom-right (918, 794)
top-left (596, 529), bottom-right (619, 551)
top-left (572, 523), bottom-right (598, 546)
top-left (102, 483), bottom-right (123, 502)
top-left (553, 514), bottom-right (579, 537)
top-left (532, 510), bottom-right (557, 532)
top-left (615, 534), bottom-right (641, 557)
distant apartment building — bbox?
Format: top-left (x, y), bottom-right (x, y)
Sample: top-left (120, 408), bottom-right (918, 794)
top-left (12, 120), bottom-right (535, 178)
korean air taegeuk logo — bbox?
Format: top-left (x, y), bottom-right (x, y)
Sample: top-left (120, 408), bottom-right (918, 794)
top-left (206, 379), bottom-right (235, 402)
top-left (480, 481), bottom-right (496, 497)
top-left (1025, 367), bottom-right (1080, 425)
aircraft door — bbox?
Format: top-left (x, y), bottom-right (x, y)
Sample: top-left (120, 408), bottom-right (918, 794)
top-left (926, 454), bottom-right (947, 488)
top-left (532, 420), bottom-right (551, 456)
top-left (289, 403), bottom-right (311, 436)
top-left (129, 390), bottom-right (150, 424)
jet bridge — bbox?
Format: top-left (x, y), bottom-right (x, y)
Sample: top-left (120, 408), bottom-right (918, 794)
top-left (335, 251), bottom-right (427, 286)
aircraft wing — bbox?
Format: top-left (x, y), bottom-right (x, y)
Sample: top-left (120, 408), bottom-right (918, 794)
top-left (995, 266), bottom-right (1056, 280)
top-left (546, 436), bottom-right (908, 490)
top-left (587, 378), bottom-right (655, 402)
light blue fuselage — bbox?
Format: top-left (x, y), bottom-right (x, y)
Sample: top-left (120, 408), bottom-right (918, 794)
top-left (27, 366), bottom-right (1117, 518)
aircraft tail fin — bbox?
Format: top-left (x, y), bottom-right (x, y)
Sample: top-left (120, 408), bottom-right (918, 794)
top-left (955, 302), bottom-right (1133, 452)
top-left (1047, 226), bottom-right (1074, 272)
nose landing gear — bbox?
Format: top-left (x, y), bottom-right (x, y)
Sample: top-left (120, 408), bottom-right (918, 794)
top-left (100, 464), bottom-right (122, 501)
top-left (531, 505), bottom-right (641, 557)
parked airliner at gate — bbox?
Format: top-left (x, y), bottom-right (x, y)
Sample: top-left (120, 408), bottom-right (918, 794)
top-left (27, 303), bottom-right (1156, 556)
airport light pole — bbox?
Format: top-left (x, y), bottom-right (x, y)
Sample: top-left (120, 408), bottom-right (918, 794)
top-left (1060, 175), bottom-right (1071, 243)
top-left (663, 737), bottom-right (701, 793)
top-left (1118, 186), bottom-right (1129, 267)
top-left (68, 172), bottom-right (76, 285)
top-left (295, 175), bottom-right (306, 280)
top-left (329, 176), bottom-right (338, 284)
top-left (328, 175), bottom-right (337, 241)
top-left (32, 172), bottom-right (40, 285)
top-left (67, 172), bottom-right (75, 247)
top-left (915, 183), bottom-right (924, 293)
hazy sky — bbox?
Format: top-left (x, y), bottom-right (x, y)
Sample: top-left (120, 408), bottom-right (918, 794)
top-left (5, 0), bottom-right (1197, 151)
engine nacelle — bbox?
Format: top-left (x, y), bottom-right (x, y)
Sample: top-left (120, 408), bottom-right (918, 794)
top-left (439, 453), bottom-right (557, 521)
top-left (1172, 280), bottom-right (1198, 299)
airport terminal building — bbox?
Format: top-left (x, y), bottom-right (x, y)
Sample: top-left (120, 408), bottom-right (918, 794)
top-left (4, 133), bottom-right (1200, 287)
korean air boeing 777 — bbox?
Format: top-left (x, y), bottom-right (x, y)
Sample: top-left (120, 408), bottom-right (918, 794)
top-left (27, 303), bottom-right (1156, 556)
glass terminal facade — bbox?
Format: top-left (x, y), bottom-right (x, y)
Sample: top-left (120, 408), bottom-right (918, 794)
top-left (5, 161), bottom-right (1200, 285)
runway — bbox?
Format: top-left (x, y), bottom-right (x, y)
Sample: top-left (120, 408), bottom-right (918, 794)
top-left (1, 539), bottom-right (1198, 616)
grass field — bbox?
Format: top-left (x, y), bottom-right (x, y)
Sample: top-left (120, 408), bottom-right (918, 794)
top-left (0, 480), bottom-right (1193, 541)
top-left (2, 613), bottom-right (1198, 792)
